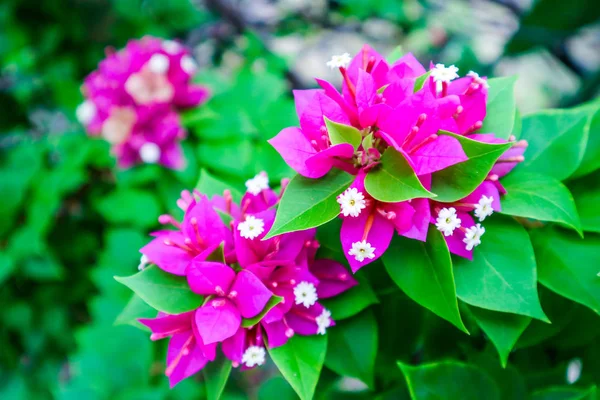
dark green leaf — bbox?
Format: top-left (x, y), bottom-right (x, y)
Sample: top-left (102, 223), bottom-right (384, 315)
top-left (321, 273), bottom-right (379, 320)
top-left (479, 76), bottom-right (517, 140)
top-left (530, 386), bottom-right (597, 400)
top-left (383, 229), bottom-right (468, 333)
top-left (569, 170), bottom-right (600, 233)
top-left (241, 295), bottom-right (283, 327)
top-left (364, 148), bottom-right (435, 202)
top-left (325, 116), bottom-right (362, 150)
top-left (203, 353), bottom-right (232, 400)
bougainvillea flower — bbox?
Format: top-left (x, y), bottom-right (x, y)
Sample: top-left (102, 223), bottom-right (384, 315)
top-left (187, 261), bottom-right (273, 344)
top-left (222, 325), bottom-right (267, 369)
top-left (139, 311), bottom-right (216, 387)
top-left (77, 36), bottom-right (209, 169)
top-left (140, 194), bottom-right (232, 275)
top-left (309, 258), bottom-right (358, 298)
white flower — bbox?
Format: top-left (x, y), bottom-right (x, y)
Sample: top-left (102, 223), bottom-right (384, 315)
top-left (241, 346), bottom-right (266, 368)
top-left (431, 64), bottom-right (459, 83)
top-left (337, 188), bottom-right (367, 217)
top-left (181, 55), bottom-right (197, 74)
top-left (147, 54), bottom-right (170, 74)
top-left (326, 53), bottom-right (352, 69)
top-left (316, 309), bottom-right (332, 335)
top-left (237, 216), bottom-right (265, 240)
top-left (566, 358), bottom-right (582, 384)
top-left (435, 207), bottom-right (462, 236)
top-left (474, 195), bottom-right (494, 221)
top-left (467, 70), bottom-right (490, 89)
top-left (463, 223), bottom-right (485, 251)
top-left (76, 101), bottom-right (96, 125)
top-left (245, 173), bottom-right (269, 195)
top-left (138, 254), bottom-right (150, 271)
top-left (139, 142), bottom-right (161, 164)
top-left (348, 240), bottom-right (376, 262)
top-left (162, 40), bottom-right (181, 55)
top-left (294, 281), bottom-right (318, 308)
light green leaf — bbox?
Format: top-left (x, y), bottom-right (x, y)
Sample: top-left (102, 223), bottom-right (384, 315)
top-left (398, 361), bottom-right (501, 400)
top-left (114, 294), bottom-right (157, 331)
top-left (115, 265), bottom-right (204, 314)
top-left (324, 116), bottom-right (362, 150)
top-left (195, 169), bottom-right (243, 202)
top-left (364, 148), bottom-right (435, 202)
top-left (467, 305), bottom-right (531, 367)
top-left (362, 133), bottom-right (374, 151)
top-left (431, 131), bottom-right (511, 202)
top-left (268, 334), bottom-right (327, 400)
top-left (530, 386), bottom-right (597, 400)
top-left (479, 76), bottom-right (517, 140)
top-left (383, 229), bottom-right (468, 333)
top-left (95, 189), bottom-right (161, 229)
top-left (572, 104), bottom-right (600, 178)
top-left (516, 108), bottom-right (591, 181)
top-left (203, 353), bottom-right (232, 400)
top-left (414, 71), bottom-right (432, 93)
top-left (569, 170), bottom-right (600, 233)
top-left (241, 295), bottom-right (283, 327)
top-left (386, 46), bottom-right (403, 63)
top-left (500, 172), bottom-right (581, 235)
top-left (265, 170), bottom-right (353, 238)
top-left (325, 310), bottom-right (378, 388)
top-left (531, 227), bottom-right (600, 316)
top-left (454, 217), bottom-right (548, 322)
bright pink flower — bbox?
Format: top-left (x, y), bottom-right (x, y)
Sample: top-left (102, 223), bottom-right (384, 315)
top-left (77, 36), bottom-right (209, 169)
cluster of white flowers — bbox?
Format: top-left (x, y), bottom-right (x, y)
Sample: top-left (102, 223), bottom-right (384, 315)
top-left (316, 309), bottom-right (332, 335)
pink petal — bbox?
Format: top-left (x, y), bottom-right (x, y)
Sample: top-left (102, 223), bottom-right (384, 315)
top-left (140, 231), bottom-right (193, 276)
top-left (401, 197), bottom-right (431, 242)
top-left (410, 135), bottom-right (467, 175)
top-left (182, 196), bottom-right (231, 252)
top-left (309, 259), bottom-right (357, 298)
top-left (444, 212), bottom-right (474, 260)
top-left (315, 78), bottom-right (359, 125)
top-left (268, 127), bottom-right (318, 178)
top-left (388, 53), bottom-right (426, 80)
top-left (186, 260), bottom-right (236, 295)
top-left (166, 332), bottom-right (209, 388)
top-left (262, 320), bottom-right (292, 348)
top-left (461, 181), bottom-right (502, 212)
top-left (299, 92), bottom-right (350, 140)
top-left (233, 210), bottom-right (276, 267)
top-left (293, 89), bottom-right (320, 118)
top-left (355, 69), bottom-right (375, 112)
top-left (456, 91), bottom-right (487, 134)
top-left (221, 327), bottom-right (246, 364)
top-left (304, 143), bottom-right (355, 179)
top-left (195, 299), bottom-right (241, 344)
top-left (230, 270), bottom-right (274, 319)
top-left (139, 312), bottom-right (193, 338)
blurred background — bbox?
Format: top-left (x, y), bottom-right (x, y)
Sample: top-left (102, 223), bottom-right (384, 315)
top-left (1, 0), bottom-right (599, 398)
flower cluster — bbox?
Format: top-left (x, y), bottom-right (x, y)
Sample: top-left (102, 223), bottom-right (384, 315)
top-left (137, 173), bottom-right (357, 387)
top-left (77, 36), bottom-right (209, 169)
top-left (270, 45), bottom-right (528, 271)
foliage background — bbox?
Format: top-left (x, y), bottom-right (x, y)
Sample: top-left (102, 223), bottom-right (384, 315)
top-left (1, 0), bottom-right (599, 398)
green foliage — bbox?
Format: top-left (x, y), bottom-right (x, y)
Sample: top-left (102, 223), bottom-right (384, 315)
top-left (480, 76), bottom-right (518, 139)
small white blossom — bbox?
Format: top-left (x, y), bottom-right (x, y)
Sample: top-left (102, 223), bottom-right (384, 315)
top-left (566, 358), bottom-right (582, 384)
top-left (181, 55), bottom-right (197, 74)
top-left (316, 309), bottom-right (332, 335)
top-left (238, 216), bottom-right (265, 240)
top-left (76, 101), bottom-right (96, 125)
top-left (326, 53), bottom-right (352, 69)
top-left (245, 173), bottom-right (269, 195)
top-left (435, 207), bottom-right (462, 236)
top-left (348, 240), bottom-right (376, 262)
top-left (467, 70), bottom-right (490, 89)
top-left (474, 195), bottom-right (494, 221)
top-left (294, 281), bottom-right (318, 308)
top-left (241, 346), bottom-right (266, 368)
top-left (162, 40), bottom-right (181, 55)
top-left (463, 224), bottom-right (485, 251)
top-left (139, 142), bottom-right (161, 164)
top-left (431, 64), bottom-right (459, 83)
top-left (138, 254), bottom-right (150, 271)
top-left (147, 54), bottom-right (170, 74)
top-left (337, 188), bottom-right (367, 217)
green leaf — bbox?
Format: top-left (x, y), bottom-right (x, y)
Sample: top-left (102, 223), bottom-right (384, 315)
top-left (114, 265), bottom-right (204, 314)
top-left (241, 295), bottom-right (283, 327)
top-left (479, 76), bottom-right (517, 140)
top-left (398, 361), bottom-right (501, 400)
top-left (203, 353), bottom-right (232, 400)
top-left (205, 243), bottom-right (226, 263)
top-left (386, 46), bottom-right (403, 64)
top-left (383, 229), bottom-right (468, 333)
top-left (500, 172), bottom-right (582, 235)
top-left (321, 273), bottom-right (379, 320)
top-left (454, 217), bottom-right (548, 322)
top-left (431, 131), bottom-right (512, 202)
top-left (114, 294), bottom-right (157, 331)
top-left (413, 71), bottom-right (432, 93)
top-left (268, 334), bottom-right (327, 400)
top-left (362, 133), bottom-right (374, 151)
top-left (324, 116), bottom-right (362, 150)
top-left (573, 105), bottom-right (600, 178)
top-left (467, 305), bottom-right (531, 367)
top-left (531, 227), bottom-right (600, 316)
top-left (516, 108), bottom-right (591, 181)
top-left (195, 169), bottom-right (243, 202)
top-left (0, 253), bottom-right (15, 285)
top-left (265, 170), bottom-right (353, 238)
top-left (324, 310), bottom-right (378, 388)
top-left (569, 170), bottom-right (600, 233)
top-left (95, 189), bottom-right (161, 229)
top-left (530, 386), bottom-right (597, 400)
top-left (364, 148), bottom-right (435, 202)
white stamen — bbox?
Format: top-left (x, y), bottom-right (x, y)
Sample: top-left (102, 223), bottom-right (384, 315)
top-left (139, 142), bottom-right (161, 164)
top-left (245, 173), bottom-right (269, 195)
top-left (463, 223), bottom-right (485, 251)
top-left (474, 195), bottom-right (494, 221)
top-left (337, 188), bottom-right (367, 217)
top-left (326, 53), bottom-right (352, 69)
top-left (181, 55), bottom-right (197, 74)
top-left (76, 101), bottom-right (96, 125)
top-left (435, 207), bottom-right (462, 236)
top-left (348, 240), bottom-right (376, 262)
top-left (566, 358), bottom-right (582, 384)
top-left (316, 309), bottom-right (332, 335)
top-left (293, 281), bottom-right (318, 308)
top-left (241, 346), bottom-right (266, 368)
top-left (147, 54), bottom-right (170, 74)
top-left (237, 216), bottom-right (265, 240)
top-left (162, 40), bottom-right (181, 55)
top-left (138, 254), bottom-right (150, 271)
